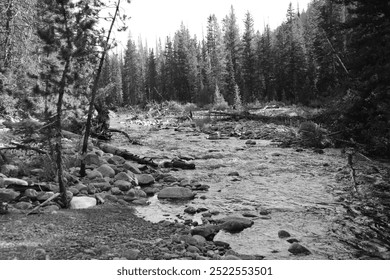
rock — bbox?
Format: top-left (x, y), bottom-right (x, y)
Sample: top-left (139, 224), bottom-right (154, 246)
top-left (74, 183), bottom-right (88, 192)
top-left (123, 162), bottom-right (142, 174)
top-left (242, 212), bottom-right (259, 218)
top-left (107, 155), bottom-right (126, 165)
top-left (87, 185), bottom-right (97, 194)
top-left (184, 206), bottom-right (197, 214)
top-left (130, 198), bottom-right (149, 205)
top-left (192, 235), bottom-right (207, 245)
top-left (84, 153), bottom-right (100, 166)
top-left (97, 164), bottom-right (115, 178)
top-left (245, 140), bottom-right (256, 145)
top-left (68, 186), bottom-right (79, 195)
top-left (142, 186), bottom-right (160, 196)
top-left (278, 230), bottom-right (291, 238)
top-left (163, 175), bottom-right (178, 183)
top-left (37, 191), bottom-right (53, 202)
top-left (42, 205), bottom-right (60, 213)
top-left (114, 172), bottom-right (133, 182)
top-left (34, 248), bottom-right (48, 260)
top-left (287, 238), bottom-right (300, 244)
top-left (114, 180), bottom-right (132, 192)
top-left (180, 235), bottom-right (198, 246)
top-left (1, 164), bottom-right (20, 177)
top-left (111, 187), bottom-right (122, 195)
top-left (214, 240), bottom-right (230, 249)
top-left (0, 189), bottom-right (20, 202)
top-left (288, 243), bottom-right (311, 255)
top-left (216, 216), bottom-right (254, 233)
top-left (90, 182), bottom-right (111, 192)
top-left (190, 225), bottom-right (220, 241)
top-left (187, 245), bottom-right (201, 254)
top-left (220, 220), bottom-right (251, 233)
top-left (87, 170), bottom-right (103, 180)
top-left (158, 187), bottom-right (195, 200)
top-left (14, 201), bottom-right (33, 210)
top-left (24, 189), bottom-right (39, 199)
top-left (123, 249), bottom-right (140, 260)
top-left (228, 171), bottom-right (240, 176)
top-left (104, 194), bottom-right (119, 202)
top-left (222, 255), bottom-right (241, 260)
top-left (70, 196), bottom-right (97, 209)
top-left (2, 178), bottom-right (29, 187)
top-left (136, 174), bottom-right (155, 186)
top-left (195, 184), bottom-right (210, 191)
top-left (180, 179), bottom-right (192, 187)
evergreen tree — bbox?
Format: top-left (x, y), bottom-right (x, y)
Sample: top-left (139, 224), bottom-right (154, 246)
top-left (241, 11), bottom-right (257, 103)
top-left (206, 14), bottom-right (227, 97)
top-left (222, 5), bottom-right (242, 98)
top-left (123, 36), bottom-right (142, 105)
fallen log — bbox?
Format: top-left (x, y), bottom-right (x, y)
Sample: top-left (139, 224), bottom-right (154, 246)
top-left (108, 128), bottom-right (142, 145)
top-left (98, 143), bottom-right (159, 168)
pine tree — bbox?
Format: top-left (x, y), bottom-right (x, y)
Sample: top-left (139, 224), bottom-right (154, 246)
top-left (206, 14), bottom-right (227, 96)
top-left (241, 11), bottom-right (256, 103)
top-left (123, 36), bottom-right (142, 105)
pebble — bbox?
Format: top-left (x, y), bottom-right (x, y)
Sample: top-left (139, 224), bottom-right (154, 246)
top-left (124, 249), bottom-right (140, 260)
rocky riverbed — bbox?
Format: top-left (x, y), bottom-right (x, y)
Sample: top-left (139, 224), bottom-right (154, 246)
top-left (1, 109), bottom-right (389, 260)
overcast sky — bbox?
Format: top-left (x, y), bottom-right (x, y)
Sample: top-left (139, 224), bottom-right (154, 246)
top-left (114, 0), bottom-right (312, 48)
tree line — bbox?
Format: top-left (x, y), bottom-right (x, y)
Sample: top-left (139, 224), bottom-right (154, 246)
top-left (0, 0), bottom-right (389, 156)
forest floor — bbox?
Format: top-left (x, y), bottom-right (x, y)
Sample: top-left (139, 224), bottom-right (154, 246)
top-left (0, 106), bottom-right (390, 260)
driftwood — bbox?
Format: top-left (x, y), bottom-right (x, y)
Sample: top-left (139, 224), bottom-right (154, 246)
top-left (98, 143), bottom-right (159, 168)
top-left (26, 192), bottom-right (61, 215)
top-left (209, 110), bottom-right (305, 123)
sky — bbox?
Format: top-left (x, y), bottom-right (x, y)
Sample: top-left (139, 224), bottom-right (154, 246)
top-left (114, 0), bottom-right (313, 49)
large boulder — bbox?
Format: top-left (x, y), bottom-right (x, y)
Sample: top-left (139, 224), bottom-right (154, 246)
top-left (70, 196), bottom-right (97, 209)
top-left (97, 164), bottom-right (115, 178)
top-left (157, 187), bottom-right (194, 200)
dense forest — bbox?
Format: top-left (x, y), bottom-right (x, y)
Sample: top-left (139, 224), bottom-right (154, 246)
top-left (0, 0), bottom-right (389, 156)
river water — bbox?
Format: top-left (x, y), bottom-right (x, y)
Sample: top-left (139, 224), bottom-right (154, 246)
top-left (111, 114), bottom-right (363, 259)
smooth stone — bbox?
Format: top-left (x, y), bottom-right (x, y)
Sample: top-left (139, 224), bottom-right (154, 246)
top-left (24, 189), bottom-right (39, 199)
top-left (192, 235), bottom-right (207, 245)
top-left (14, 201), bottom-right (33, 210)
top-left (2, 178), bottom-right (29, 187)
top-left (136, 174), bottom-right (155, 186)
top-left (97, 164), bottom-right (115, 178)
top-left (184, 206), bottom-right (197, 214)
top-left (68, 187), bottom-right (80, 195)
top-left (84, 153), bottom-right (100, 166)
top-left (278, 230), bottom-right (291, 238)
top-left (110, 187), bottom-right (122, 195)
top-left (222, 255), bottom-right (242, 260)
top-left (288, 243), bottom-right (311, 255)
top-left (107, 155), bottom-right (126, 165)
top-left (124, 249), bottom-right (140, 260)
top-left (190, 225), bottom-right (220, 241)
top-left (228, 171), bottom-right (240, 176)
top-left (42, 205), bottom-right (60, 213)
top-left (0, 189), bottom-right (20, 202)
top-left (158, 187), bottom-right (194, 200)
top-left (123, 162), bottom-right (142, 174)
top-left (216, 216), bottom-right (254, 232)
top-left (36, 191), bottom-right (54, 202)
top-left (87, 170), bottom-right (103, 180)
top-left (114, 180), bottom-right (132, 192)
top-left (70, 196), bottom-right (97, 209)
top-left (114, 172), bottom-right (133, 182)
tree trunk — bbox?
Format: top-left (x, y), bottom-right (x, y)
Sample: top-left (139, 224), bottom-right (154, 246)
top-left (80, 0), bottom-right (121, 177)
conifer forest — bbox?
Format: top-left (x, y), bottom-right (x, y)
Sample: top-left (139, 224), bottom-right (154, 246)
top-left (0, 0), bottom-right (390, 262)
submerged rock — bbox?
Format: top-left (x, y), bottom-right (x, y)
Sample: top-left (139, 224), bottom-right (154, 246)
top-left (278, 230), bottom-right (291, 238)
top-left (288, 243), bottom-right (311, 255)
top-left (190, 225), bottom-right (220, 241)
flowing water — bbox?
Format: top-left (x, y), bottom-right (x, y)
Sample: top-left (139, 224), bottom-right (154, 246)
top-left (110, 113), bottom-right (375, 260)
